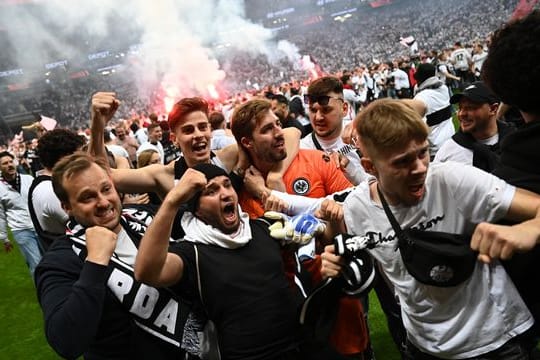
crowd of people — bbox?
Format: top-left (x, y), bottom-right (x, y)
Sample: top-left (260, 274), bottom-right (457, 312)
top-left (3, 1), bottom-right (540, 360)
top-left (0, 0), bottom-right (517, 142)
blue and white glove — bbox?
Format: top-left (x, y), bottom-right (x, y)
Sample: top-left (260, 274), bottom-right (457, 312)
top-left (264, 211), bottom-right (326, 245)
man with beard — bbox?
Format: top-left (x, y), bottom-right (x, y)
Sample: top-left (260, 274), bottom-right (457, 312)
top-left (231, 98), bottom-right (352, 219)
top-left (322, 99), bottom-right (540, 359)
top-left (0, 151), bottom-right (42, 276)
top-left (434, 81), bottom-right (514, 172)
top-left (135, 163), bottom-right (304, 359)
top-left (35, 152), bottom-right (193, 359)
top-left (301, 76), bottom-right (369, 186)
top-left (270, 94), bottom-right (306, 136)
top-left (230, 99), bottom-right (373, 360)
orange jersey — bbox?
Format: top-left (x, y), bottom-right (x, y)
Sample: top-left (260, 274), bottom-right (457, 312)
top-left (240, 149), bottom-right (352, 218)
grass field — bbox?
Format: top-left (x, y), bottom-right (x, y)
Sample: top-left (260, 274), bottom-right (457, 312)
top-left (0, 241), bottom-right (57, 359)
top-left (0, 242), bottom-right (400, 360)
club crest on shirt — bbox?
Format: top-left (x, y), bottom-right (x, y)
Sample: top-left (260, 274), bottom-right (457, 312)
top-left (292, 178), bottom-right (310, 195)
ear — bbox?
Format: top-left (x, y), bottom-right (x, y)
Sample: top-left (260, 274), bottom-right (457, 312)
top-left (489, 103), bottom-right (499, 117)
top-left (361, 157), bottom-right (378, 177)
top-left (342, 100), bottom-right (349, 117)
top-left (169, 132), bottom-right (180, 147)
top-left (61, 201), bottom-right (72, 217)
top-left (240, 136), bottom-right (253, 150)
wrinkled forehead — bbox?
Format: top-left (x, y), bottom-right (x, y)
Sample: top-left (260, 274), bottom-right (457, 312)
top-left (458, 97), bottom-right (490, 108)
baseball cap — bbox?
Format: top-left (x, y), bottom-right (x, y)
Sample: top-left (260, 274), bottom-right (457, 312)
top-left (450, 82), bottom-right (500, 104)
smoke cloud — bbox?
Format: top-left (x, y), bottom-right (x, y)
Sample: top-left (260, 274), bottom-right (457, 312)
top-left (0, 0), bottom-right (301, 98)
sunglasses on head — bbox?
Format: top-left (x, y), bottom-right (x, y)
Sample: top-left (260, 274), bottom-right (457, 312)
top-left (304, 94), bottom-right (344, 106)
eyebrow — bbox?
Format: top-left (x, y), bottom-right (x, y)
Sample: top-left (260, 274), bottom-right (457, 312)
top-left (392, 144), bottom-right (429, 162)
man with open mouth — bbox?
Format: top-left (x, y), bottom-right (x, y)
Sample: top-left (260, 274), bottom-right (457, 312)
top-left (88, 92), bottom-right (301, 214)
top-left (230, 98), bottom-right (352, 219)
top-left (135, 163), bottom-right (304, 359)
top-left (322, 98), bottom-right (540, 359)
top-left (35, 152), bottom-right (190, 359)
top-left (0, 150), bottom-right (43, 277)
top-left (136, 159), bottom-right (373, 359)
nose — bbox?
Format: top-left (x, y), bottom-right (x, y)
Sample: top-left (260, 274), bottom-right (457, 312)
top-left (312, 108), bottom-right (325, 121)
top-left (457, 107), bottom-right (467, 119)
top-left (412, 156), bottom-right (427, 175)
top-left (274, 124), bottom-right (284, 136)
top-left (96, 193), bottom-right (109, 208)
top-left (193, 126), bottom-right (205, 139)
top-left (220, 185), bottom-right (236, 200)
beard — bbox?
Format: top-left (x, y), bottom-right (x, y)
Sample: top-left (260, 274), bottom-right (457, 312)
top-left (268, 149), bottom-right (287, 162)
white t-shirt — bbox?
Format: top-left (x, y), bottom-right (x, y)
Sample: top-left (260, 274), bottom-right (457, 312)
top-left (211, 129), bottom-right (236, 151)
top-left (343, 88), bottom-right (363, 122)
top-left (437, 63), bottom-right (450, 82)
top-left (343, 162), bottom-right (532, 359)
top-left (451, 48), bottom-right (471, 71)
top-left (135, 128), bottom-right (148, 146)
top-left (136, 141), bottom-right (165, 165)
top-left (472, 51), bottom-right (488, 74)
top-left (414, 85), bottom-right (455, 157)
top-left (392, 68), bottom-right (410, 90)
top-left (31, 179), bottom-right (68, 234)
top-left (434, 133), bottom-right (499, 165)
top-left (106, 144), bottom-right (130, 159)
top-left (301, 134), bottom-right (369, 185)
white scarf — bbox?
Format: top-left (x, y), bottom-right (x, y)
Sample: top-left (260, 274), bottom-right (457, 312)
top-left (415, 76), bottom-right (444, 95)
top-left (181, 207), bottom-right (252, 249)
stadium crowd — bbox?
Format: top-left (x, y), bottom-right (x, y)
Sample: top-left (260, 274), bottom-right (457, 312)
top-left (0, 0), bottom-right (517, 140)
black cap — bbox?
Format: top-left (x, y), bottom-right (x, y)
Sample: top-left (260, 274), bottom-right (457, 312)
top-left (186, 163), bottom-right (230, 213)
top-left (450, 82), bottom-right (499, 104)
top-left (414, 63), bottom-right (436, 84)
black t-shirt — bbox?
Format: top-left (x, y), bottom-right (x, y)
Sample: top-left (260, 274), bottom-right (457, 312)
top-left (170, 220), bottom-right (299, 360)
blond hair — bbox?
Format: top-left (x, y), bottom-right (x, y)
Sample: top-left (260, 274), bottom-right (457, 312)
top-left (356, 99), bottom-right (428, 158)
top-left (137, 149), bottom-right (160, 168)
